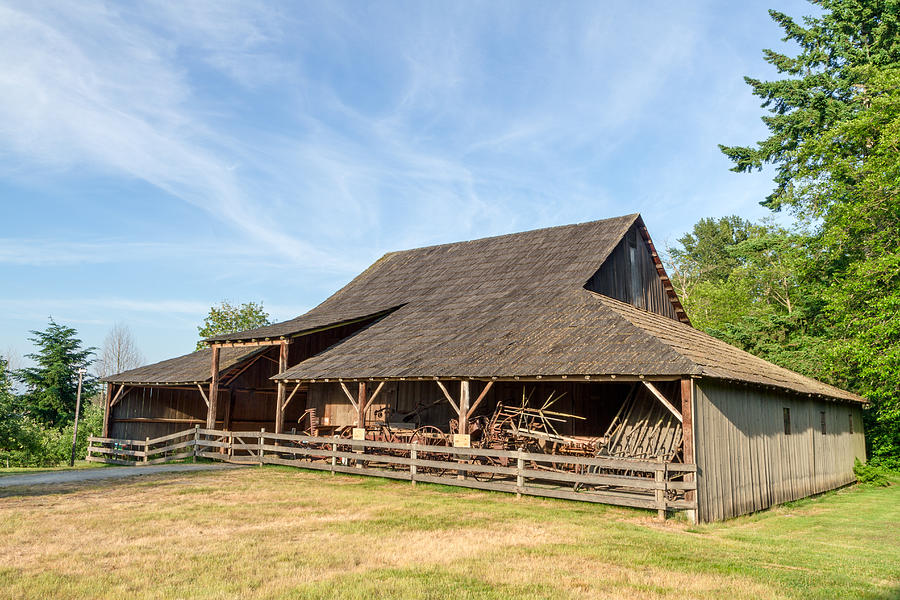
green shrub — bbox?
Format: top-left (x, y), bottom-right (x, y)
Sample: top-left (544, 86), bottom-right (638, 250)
top-left (854, 458), bottom-right (894, 487)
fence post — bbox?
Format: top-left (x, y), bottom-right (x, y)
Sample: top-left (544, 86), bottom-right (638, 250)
top-left (331, 436), bottom-right (337, 474)
top-left (259, 428), bottom-right (265, 466)
top-left (410, 445), bottom-right (417, 486)
top-left (516, 449), bottom-right (524, 499)
top-left (142, 437), bottom-right (149, 464)
top-left (655, 456), bottom-right (665, 521)
top-left (193, 426), bottom-right (199, 463)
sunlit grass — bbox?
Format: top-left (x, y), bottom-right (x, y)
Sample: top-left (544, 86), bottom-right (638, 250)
top-left (0, 466), bottom-right (897, 599)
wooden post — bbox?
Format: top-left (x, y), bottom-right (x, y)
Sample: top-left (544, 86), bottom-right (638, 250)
top-left (655, 456), bottom-right (665, 521)
top-left (410, 446), bottom-right (417, 486)
top-left (275, 341), bottom-right (290, 435)
top-left (516, 449), bottom-right (524, 498)
top-left (357, 382), bottom-right (367, 427)
top-left (102, 382), bottom-right (113, 437)
top-left (457, 381), bottom-right (471, 480)
top-left (206, 346), bottom-right (220, 429)
top-left (680, 377), bottom-right (697, 524)
top-left (331, 436), bottom-right (337, 474)
top-left (143, 437), bottom-right (150, 464)
top-left (458, 381), bottom-right (470, 434)
top-left (193, 425), bottom-right (199, 463)
top-left (259, 428), bottom-right (265, 466)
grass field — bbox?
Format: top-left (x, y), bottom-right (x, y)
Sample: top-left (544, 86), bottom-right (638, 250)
top-left (0, 465), bottom-right (897, 599)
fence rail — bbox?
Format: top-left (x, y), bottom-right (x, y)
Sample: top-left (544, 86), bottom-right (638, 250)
top-left (87, 427), bottom-right (696, 517)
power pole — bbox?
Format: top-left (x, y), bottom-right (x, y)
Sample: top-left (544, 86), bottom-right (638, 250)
top-left (69, 368), bottom-right (86, 467)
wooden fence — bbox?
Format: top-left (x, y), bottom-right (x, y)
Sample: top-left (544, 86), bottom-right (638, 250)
top-left (86, 427), bottom-right (696, 518)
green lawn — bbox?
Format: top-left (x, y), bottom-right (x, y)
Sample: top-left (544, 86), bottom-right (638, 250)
top-left (0, 465), bottom-right (897, 599)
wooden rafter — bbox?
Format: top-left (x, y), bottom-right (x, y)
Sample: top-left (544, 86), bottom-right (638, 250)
top-left (642, 381), bottom-right (683, 422)
top-left (197, 384), bottom-right (210, 407)
top-left (467, 381), bottom-right (494, 419)
top-left (221, 351), bottom-right (268, 386)
top-left (109, 385), bottom-right (130, 408)
top-left (282, 382), bottom-right (304, 411)
top-left (435, 381), bottom-right (460, 414)
top-left (340, 382), bottom-right (359, 411)
top-left (367, 381), bottom-right (386, 406)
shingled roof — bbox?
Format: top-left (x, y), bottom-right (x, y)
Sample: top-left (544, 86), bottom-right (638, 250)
top-left (102, 346), bottom-right (265, 385)
top-left (253, 213), bottom-right (861, 404)
top-left (206, 213), bottom-right (643, 343)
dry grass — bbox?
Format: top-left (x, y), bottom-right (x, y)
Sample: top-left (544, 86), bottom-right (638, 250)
top-left (0, 466), bottom-right (898, 599)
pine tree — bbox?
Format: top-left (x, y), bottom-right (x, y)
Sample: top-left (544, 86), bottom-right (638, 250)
top-left (17, 319), bottom-right (96, 428)
top-left (719, 0), bottom-right (900, 212)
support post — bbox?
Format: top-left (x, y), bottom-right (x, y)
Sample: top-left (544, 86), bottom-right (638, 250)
top-left (193, 425), bottom-right (199, 463)
top-left (275, 341), bottom-right (290, 434)
top-left (259, 428), bottom-right (265, 466)
top-left (206, 346), bottom-right (220, 429)
top-left (143, 437), bottom-right (149, 464)
top-left (516, 449), bottom-right (524, 498)
top-left (102, 382), bottom-right (113, 437)
top-left (410, 446), bottom-right (417, 486)
top-left (458, 380), bottom-right (470, 435)
top-left (680, 377), bottom-right (697, 524)
top-left (655, 456), bottom-right (665, 521)
top-left (331, 436), bottom-right (337, 474)
top-left (357, 382), bottom-right (367, 427)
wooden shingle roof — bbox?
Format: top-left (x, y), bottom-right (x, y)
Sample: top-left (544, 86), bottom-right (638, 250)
top-left (102, 346), bottom-right (265, 385)
top-left (206, 214), bottom-right (641, 342)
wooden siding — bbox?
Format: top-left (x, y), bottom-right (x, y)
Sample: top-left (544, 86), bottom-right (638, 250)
top-left (586, 223), bottom-right (678, 320)
top-left (693, 380), bottom-right (865, 522)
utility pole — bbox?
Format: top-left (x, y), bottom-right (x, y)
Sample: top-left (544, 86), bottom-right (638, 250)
top-left (69, 368), bottom-right (86, 468)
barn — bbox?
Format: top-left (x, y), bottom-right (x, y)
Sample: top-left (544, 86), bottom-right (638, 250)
top-left (102, 213), bottom-right (866, 522)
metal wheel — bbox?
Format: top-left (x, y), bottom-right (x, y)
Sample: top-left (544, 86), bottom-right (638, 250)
top-left (411, 426), bottom-right (449, 476)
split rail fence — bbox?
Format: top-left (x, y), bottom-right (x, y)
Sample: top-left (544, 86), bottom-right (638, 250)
top-left (86, 427), bottom-right (696, 518)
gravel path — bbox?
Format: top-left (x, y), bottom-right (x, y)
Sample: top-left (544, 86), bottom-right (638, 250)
top-left (0, 463), bottom-right (242, 488)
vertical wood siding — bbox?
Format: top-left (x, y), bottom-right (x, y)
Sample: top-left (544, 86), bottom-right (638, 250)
top-left (694, 380), bottom-right (865, 522)
top-left (585, 223), bottom-right (679, 321)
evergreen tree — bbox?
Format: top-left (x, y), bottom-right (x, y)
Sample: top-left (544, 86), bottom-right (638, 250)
top-left (17, 319), bottom-right (96, 429)
top-left (719, 0), bottom-right (900, 212)
top-left (196, 301), bottom-right (271, 350)
top-left (716, 1), bottom-right (900, 465)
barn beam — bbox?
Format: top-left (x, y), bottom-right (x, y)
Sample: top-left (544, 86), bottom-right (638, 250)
top-left (681, 377), bottom-right (696, 524)
top-left (206, 346), bottom-right (220, 429)
top-left (102, 382), bottom-right (113, 437)
top-left (458, 381), bottom-right (470, 435)
top-left (357, 382), bottom-right (367, 427)
top-left (196, 384), bottom-right (209, 407)
top-left (109, 384), bottom-right (130, 408)
top-left (340, 382), bottom-right (359, 412)
top-left (435, 381), bottom-right (460, 414)
top-left (275, 340), bottom-right (291, 434)
top-left (467, 381), bottom-right (494, 419)
top-left (642, 381), bottom-right (683, 422)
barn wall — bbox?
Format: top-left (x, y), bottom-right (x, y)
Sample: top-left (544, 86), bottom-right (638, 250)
top-left (109, 386), bottom-right (216, 440)
top-left (586, 223), bottom-right (678, 320)
top-left (693, 380), bottom-right (866, 522)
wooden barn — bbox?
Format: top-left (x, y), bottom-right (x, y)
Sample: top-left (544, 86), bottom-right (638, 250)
top-left (102, 213), bottom-right (866, 522)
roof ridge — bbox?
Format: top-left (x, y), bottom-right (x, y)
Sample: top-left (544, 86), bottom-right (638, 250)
top-left (381, 213), bottom-right (640, 257)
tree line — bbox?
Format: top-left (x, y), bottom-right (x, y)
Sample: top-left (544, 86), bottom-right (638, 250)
top-left (669, 0), bottom-right (899, 468)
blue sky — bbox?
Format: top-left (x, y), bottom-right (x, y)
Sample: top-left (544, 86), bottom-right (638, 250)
top-left (0, 1), bottom-right (810, 369)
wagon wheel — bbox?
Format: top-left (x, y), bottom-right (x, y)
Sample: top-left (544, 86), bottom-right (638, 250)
top-left (411, 426), bottom-right (449, 476)
top-left (470, 454), bottom-right (498, 482)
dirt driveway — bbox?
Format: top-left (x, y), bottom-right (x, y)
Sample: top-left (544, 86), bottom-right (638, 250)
top-left (0, 463), bottom-right (241, 489)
